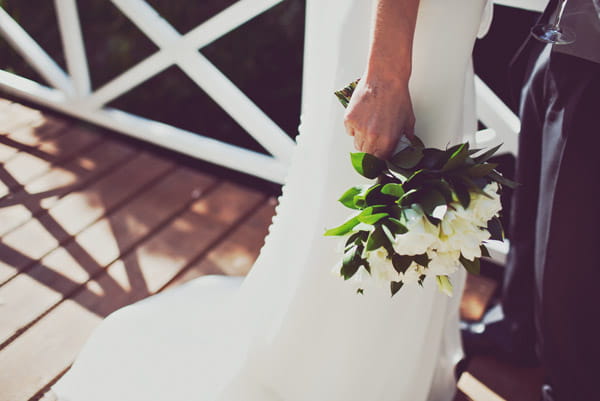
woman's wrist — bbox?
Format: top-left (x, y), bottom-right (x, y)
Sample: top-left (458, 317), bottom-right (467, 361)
top-left (362, 67), bottom-right (410, 93)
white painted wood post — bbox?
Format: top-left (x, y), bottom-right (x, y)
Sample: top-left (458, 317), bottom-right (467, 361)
top-left (0, 7), bottom-right (73, 95)
top-left (54, 0), bottom-right (91, 97)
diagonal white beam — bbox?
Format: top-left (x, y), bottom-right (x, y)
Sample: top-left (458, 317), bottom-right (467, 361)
top-left (54, 0), bottom-right (91, 96)
top-left (86, 50), bottom-right (172, 109)
top-left (181, 0), bottom-right (285, 50)
top-left (493, 0), bottom-right (547, 13)
top-left (110, 0), bottom-right (295, 162)
top-left (0, 69), bottom-right (290, 184)
top-left (0, 6), bottom-right (73, 94)
top-left (88, 0), bottom-right (284, 108)
top-left (475, 75), bottom-right (520, 156)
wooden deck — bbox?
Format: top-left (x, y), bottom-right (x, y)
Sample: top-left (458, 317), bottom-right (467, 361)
top-left (0, 99), bottom-right (541, 401)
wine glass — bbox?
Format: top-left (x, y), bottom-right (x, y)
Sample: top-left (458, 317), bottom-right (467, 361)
top-left (531, 0), bottom-right (576, 45)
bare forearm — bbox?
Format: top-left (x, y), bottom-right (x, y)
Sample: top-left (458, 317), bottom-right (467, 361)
top-left (343, 0), bottom-right (420, 159)
top-left (365, 0), bottom-right (420, 86)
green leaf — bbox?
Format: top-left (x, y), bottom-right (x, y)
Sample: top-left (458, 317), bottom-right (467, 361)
top-left (358, 212), bottom-right (388, 225)
top-left (418, 275), bottom-right (427, 287)
top-left (403, 169), bottom-right (428, 191)
top-left (489, 170), bottom-right (519, 189)
top-left (345, 230), bottom-right (369, 248)
top-left (390, 147), bottom-right (423, 169)
top-left (390, 281), bottom-right (404, 296)
top-left (487, 217), bottom-right (504, 241)
top-left (480, 244), bottom-right (491, 258)
top-left (413, 253), bottom-right (430, 267)
top-left (429, 180), bottom-right (454, 204)
top-left (409, 135), bottom-right (425, 148)
top-left (324, 216), bottom-right (360, 236)
top-left (391, 253), bottom-right (412, 274)
top-left (380, 224), bottom-right (396, 251)
top-left (473, 143), bottom-right (503, 164)
top-left (468, 148), bottom-right (484, 155)
top-left (358, 206), bottom-right (389, 225)
top-left (385, 162), bottom-right (413, 181)
top-left (366, 225), bottom-right (392, 252)
top-left (356, 288), bottom-right (364, 295)
top-left (449, 178), bottom-right (471, 209)
top-left (334, 79), bottom-right (359, 108)
top-left (341, 245), bottom-right (365, 280)
top-left (380, 183), bottom-right (405, 198)
top-left (467, 163), bottom-right (499, 178)
top-left (384, 217), bottom-right (408, 235)
top-left (338, 186), bottom-right (366, 210)
top-left (436, 275), bottom-right (454, 296)
top-left (416, 188), bottom-right (447, 217)
top-left (460, 176), bottom-right (490, 198)
top-left (442, 143), bottom-right (470, 172)
top-left (419, 148), bottom-right (449, 170)
top-left (350, 153), bottom-right (386, 179)
top-left (459, 254), bottom-right (480, 275)
top-left (364, 184), bottom-right (396, 206)
top-left (399, 188), bottom-right (419, 207)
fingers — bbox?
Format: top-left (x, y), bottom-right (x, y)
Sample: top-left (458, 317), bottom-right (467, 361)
top-left (360, 132), bottom-right (397, 159)
top-left (404, 114), bottom-right (416, 140)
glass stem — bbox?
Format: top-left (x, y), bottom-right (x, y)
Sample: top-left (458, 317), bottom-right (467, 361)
top-left (553, 0), bottom-right (569, 29)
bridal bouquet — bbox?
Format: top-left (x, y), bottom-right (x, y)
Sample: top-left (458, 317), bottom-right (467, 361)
top-left (326, 80), bottom-right (517, 297)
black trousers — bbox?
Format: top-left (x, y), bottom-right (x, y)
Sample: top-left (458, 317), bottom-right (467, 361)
top-left (503, 41), bottom-right (600, 401)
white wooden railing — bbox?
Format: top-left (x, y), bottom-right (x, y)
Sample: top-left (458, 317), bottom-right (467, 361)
top-left (0, 0), bottom-right (547, 264)
top-left (0, 0), bottom-right (295, 184)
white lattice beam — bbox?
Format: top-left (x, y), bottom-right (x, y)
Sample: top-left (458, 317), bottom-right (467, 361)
top-left (87, 0), bottom-right (285, 109)
top-left (494, 0), bottom-right (547, 13)
top-left (110, 0), bottom-right (295, 163)
top-left (182, 0), bottom-right (285, 50)
top-left (55, 0), bottom-right (91, 97)
top-left (0, 7), bottom-right (73, 95)
top-left (475, 76), bottom-right (520, 156)
top-left (0, 69), bottom-right (289, 183)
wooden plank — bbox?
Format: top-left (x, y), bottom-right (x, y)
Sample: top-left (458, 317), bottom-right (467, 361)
top-left (167, 197), bottom-right (276, 287)
top-left (0, 152), bottom-right (174, 285)
top-left (0, 167), bottom-right (216, 348)
top-left (0, 126), bottom-right (101, 198)
top-left (0, 182), bottom-right (265, 401)
top-left (458, 372), bottom-right (507, 401)
top-left (0, 114), bottom-right (68, 151)
top-left (0, 139), bottom-right (135, 237)
top-left (0, 142), bottom-right (19, 163)
top-left (0, 102), bottom-right (46, 134)
top-left (465, 356), bottom-right (543, 401)
top-left (460, 274), bottom-right (498, 322)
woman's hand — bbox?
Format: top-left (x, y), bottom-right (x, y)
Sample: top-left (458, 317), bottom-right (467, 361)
top-left (343, 0), bottom-right (419, 160)
top-left (344, 77), bottom-right (415, 160)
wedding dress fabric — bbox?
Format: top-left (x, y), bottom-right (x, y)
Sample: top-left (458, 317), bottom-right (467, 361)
top-left (52, 1), bottom-right (492, 400)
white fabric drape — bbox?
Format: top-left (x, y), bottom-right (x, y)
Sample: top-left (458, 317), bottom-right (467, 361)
top-left (52, 1), bottom-right (492, 400)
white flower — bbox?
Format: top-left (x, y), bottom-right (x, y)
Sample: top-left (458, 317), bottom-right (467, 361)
top-left (401, 262), bottom-right (426, 286)
top-left (438, 206), bottom-right (490, 261)
top-left (365, 247), bottom-right (401, 287)
top-left (468, 182), bottom-right (502, 226)
top-left (393, 205), bottom-right (440, 256)
top-left (426, 249), bottom-right (461, 276)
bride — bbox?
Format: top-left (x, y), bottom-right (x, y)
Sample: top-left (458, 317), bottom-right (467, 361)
top-left (51, 0), bottom-right (493, 400)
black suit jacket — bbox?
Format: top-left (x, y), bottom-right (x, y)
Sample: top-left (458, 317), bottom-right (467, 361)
top-left (507, 0), bottom-right (558, 109)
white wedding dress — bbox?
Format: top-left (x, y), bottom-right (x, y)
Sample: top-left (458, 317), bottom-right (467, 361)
top-left (52, 1), bottom-right (493, 400)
